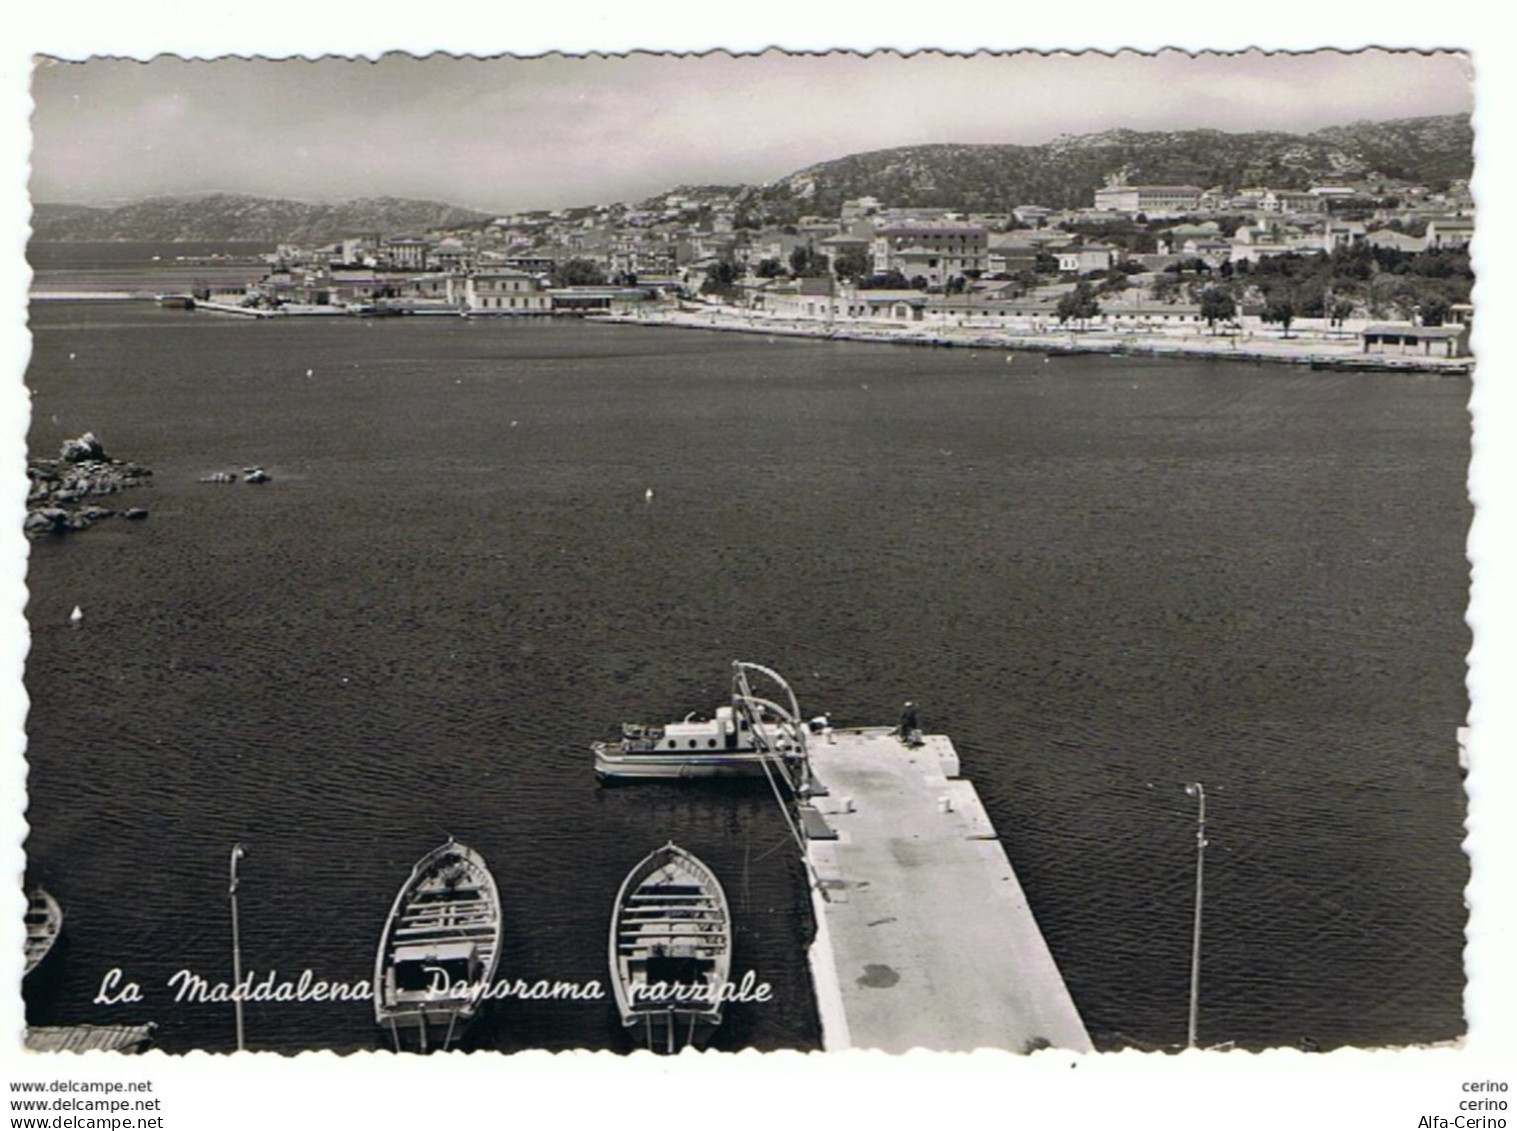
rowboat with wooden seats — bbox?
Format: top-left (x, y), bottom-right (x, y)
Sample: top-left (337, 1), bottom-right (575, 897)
top-left (609, 842), bottom-right (731, 1053)
top-left (374, 839), bottom-right (502, 1052)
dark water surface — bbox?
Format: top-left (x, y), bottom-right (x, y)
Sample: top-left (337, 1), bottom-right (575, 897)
top-left (21, 302), bottom-right (1470, 1054)
top-left (28, 242), bottom-right (275, 294)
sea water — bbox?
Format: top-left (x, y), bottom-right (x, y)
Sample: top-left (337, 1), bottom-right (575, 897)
top-left (20, 298), bottom-right (1470, 1053)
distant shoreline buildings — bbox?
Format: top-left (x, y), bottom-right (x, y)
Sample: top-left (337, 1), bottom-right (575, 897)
top-left (168, 164), bottom-right (1471, 359)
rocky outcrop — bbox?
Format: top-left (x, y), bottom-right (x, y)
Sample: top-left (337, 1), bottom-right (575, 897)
top-left (199, 466), bottom-right (272, 484)
top-left (59, 431), bottom-right (108, 463)
top-left (27, 433), bottom-right (151, 537)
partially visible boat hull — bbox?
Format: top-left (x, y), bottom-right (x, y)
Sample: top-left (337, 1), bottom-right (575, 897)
top-left (24, 889), bottom-right (63, 977)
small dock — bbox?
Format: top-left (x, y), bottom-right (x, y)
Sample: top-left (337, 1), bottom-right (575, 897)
top-left (802, 728), bottom-right (1093, 1053)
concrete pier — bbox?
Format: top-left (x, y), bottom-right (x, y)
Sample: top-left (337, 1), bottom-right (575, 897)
top-left (802, 727), bottom-right (1093, 1053)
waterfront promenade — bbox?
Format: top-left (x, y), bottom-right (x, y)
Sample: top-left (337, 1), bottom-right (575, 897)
top-left (804, 728), bottom-right (1094, 1053)
top-left (604, 306), bottom-right (1472, 374)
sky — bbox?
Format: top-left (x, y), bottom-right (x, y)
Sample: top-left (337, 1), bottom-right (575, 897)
top-left (28, 48), bottom-right (1473, 214)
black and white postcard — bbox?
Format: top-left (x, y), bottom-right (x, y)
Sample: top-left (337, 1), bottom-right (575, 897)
top-left (4, 10), bottom-right (1512, 1130)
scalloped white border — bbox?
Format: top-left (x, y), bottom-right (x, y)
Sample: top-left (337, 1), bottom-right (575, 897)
top-left (3, 9), bottom-right (1511, 1129)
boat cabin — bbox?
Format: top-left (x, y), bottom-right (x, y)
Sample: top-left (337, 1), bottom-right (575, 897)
top-left (626, 706), bottom-right (797, 755)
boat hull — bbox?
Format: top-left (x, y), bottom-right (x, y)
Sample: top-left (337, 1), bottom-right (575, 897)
top-left (609, 843), bottom-right (732, 1053)
top-left (593, 741), bottom-right (803, 781)
top-left (374, 840), bottom-right (502, 1052)
top-left (24, 889), bottom-right (63, 977)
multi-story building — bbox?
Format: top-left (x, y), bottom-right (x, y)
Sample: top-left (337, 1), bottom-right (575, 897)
top-left (381, 235), bottom-right (433, 271)
top-left (1092, 180), bottom-right (1204, 218)
top-left (469, 270), bottom-right (552, 314)
top-left (1260, 190), bottom-right (1326, 215)
top-left (1424, 216), bottom-right (1475, 250)
top-left (985, 240), bottom-right (1039, 278)
top-left (869, 225), bottom-right (988, 287)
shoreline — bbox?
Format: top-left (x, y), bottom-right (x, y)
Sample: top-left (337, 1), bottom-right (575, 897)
top-left (27, 291), bottom-right (1473, 374)
top-left (601, 307), bottom-right (1474, 375)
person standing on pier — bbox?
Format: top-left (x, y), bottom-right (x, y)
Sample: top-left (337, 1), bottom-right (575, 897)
top-left (897, 701), bottom-right (923, 747)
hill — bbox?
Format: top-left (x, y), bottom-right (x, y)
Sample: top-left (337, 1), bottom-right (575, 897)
top-left (29, 193), bottom-right (494, 243)
top-left (738, 114), bottom-right (1472, 221)
top-left (29, 114), bottom-right (1472, 241)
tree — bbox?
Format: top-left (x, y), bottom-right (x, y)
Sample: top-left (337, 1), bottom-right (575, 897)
top-left (1263, 297), bottom-right (1296, 338)
top-left (860, 269), bottom-right (909, 290)
top-left (1150, 275), bottom-right (1183, 304)
top-left (754, 258), bottom-right (784, 279)
top-left (552, 257), bottom-right (606, 287)
top-left (832, 248), bottom-right (871, 282)
top-left (1056, 282), bottom-right (1101, 328)
top-left (1420, 297), bottom-right (1451, 326)
top-left (1198, 287), bottom-right (1236, 334)
top-left (700, 259), bottom-right (742, 299)
top-left (789, 245), bottom-right (825, 278)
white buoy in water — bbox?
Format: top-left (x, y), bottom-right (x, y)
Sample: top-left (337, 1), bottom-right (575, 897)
top-left (644, 487), bottom-right (654, 503)
top-left (306, 369), bottom-right (314, 377)
top-left (69, 606), bottom-right (83, 628)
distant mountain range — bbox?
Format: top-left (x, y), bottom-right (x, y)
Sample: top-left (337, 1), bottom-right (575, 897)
top-left (29, 194), bottom-right (494, 243)
top-left (31, 114), bottom-right (1472, 242)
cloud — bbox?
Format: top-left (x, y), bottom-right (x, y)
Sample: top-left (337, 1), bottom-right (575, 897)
top-left (29, 49), bottom-right (1473, 211)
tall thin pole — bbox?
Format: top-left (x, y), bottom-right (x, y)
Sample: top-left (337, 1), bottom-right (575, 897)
top-left (229, 843), bottom-right (246, 1052)
top-left (1184, 783), bottom-right (1207, 1049)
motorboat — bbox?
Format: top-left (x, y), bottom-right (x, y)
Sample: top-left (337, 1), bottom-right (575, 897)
top-left (593, 661), bottom-right (812, 786)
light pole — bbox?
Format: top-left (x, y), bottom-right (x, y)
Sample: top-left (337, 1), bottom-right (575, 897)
top-left (229, 843), bottom-right (246, 1052)
top-left (1184, 783), bottom-right (1207, 1049)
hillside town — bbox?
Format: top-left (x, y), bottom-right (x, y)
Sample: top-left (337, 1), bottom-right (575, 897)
top-left (187, 170), bottom-right (1475, 366)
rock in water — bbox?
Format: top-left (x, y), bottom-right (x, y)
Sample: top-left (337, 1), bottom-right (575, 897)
top-left (59, 431), bottom-right (108, 463)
